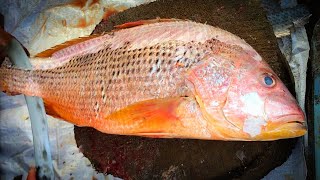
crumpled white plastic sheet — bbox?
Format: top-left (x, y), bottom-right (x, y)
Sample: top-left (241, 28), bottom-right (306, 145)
top-left (0, 93), bottom-right (116, 179)
top-left (0, 0), bottom-right (311, 179)
top-left (0, 0), bottom-right (155, 56)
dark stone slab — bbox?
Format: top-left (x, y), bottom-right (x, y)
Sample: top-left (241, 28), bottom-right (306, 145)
top-left (75, 128), bottom-right (296, 179)
top-left (75, 0), bottom-right (298, 179)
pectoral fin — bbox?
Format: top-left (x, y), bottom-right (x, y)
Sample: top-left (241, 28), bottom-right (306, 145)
top-left (96, 97), bottom-right (188, 137)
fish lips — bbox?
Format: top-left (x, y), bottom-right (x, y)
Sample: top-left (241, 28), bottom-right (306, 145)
top-left (254, 114), bottom-right (307, 140)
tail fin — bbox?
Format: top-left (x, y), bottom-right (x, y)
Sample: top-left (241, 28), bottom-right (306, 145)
top-left (0, 58), bottom-right (34, 96)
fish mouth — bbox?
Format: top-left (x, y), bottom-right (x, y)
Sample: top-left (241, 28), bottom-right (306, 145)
top-left (254, 114), bottom-right (307, 140)
top-left (268, 114), bottom-right (305, 128)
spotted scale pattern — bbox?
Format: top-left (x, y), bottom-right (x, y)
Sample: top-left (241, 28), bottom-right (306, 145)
top-left (1, 36), bottom-right (247, 131)
top-left (29, 40), bottom-right (208, 127)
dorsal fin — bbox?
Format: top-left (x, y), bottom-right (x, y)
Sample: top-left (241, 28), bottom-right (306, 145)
top-left (114, 18), bottom-right (182, 29)
top-left (34, 34), bottom-right (103, 58)
top-left (35, 19), bottom-right (182, 58)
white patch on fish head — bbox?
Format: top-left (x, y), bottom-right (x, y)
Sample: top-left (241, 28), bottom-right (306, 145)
top-left (243, 117), bottom-right (266, 137)
top-left (240, 92), bottom-right (265, 117)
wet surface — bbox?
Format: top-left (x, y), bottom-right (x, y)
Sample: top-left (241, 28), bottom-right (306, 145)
top-left (75, 0), bottom-right (298, 179)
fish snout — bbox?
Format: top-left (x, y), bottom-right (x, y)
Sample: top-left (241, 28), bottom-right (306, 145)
top-left (264, 94), bottom-right (305, 123)
top-left (256, 93), bottom-right (307, 140)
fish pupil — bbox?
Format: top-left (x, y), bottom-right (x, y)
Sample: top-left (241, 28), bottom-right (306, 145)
top-left (264, 76), bottom-right (273, 86)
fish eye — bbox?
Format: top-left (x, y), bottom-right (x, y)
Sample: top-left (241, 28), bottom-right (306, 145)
top-left (262, 74), bottom-right (275, 87)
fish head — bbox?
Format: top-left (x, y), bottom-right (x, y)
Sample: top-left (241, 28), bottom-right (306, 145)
top-left (187, 53), bottom-right (306, 140)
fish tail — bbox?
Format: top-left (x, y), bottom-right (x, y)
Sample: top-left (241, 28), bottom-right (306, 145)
top-left (0, 59), bottom-right (37, 96)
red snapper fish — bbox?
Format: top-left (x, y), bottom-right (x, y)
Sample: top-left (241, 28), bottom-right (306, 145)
top-left (0, 20), bottom-right (306, 140)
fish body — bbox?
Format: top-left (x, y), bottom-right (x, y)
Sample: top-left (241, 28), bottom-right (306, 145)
top-left (0, 21), bottom-right (306, 140)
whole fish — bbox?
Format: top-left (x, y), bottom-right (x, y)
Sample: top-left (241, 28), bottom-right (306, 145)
top-left (0, 20), bottom-right (306, 140)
